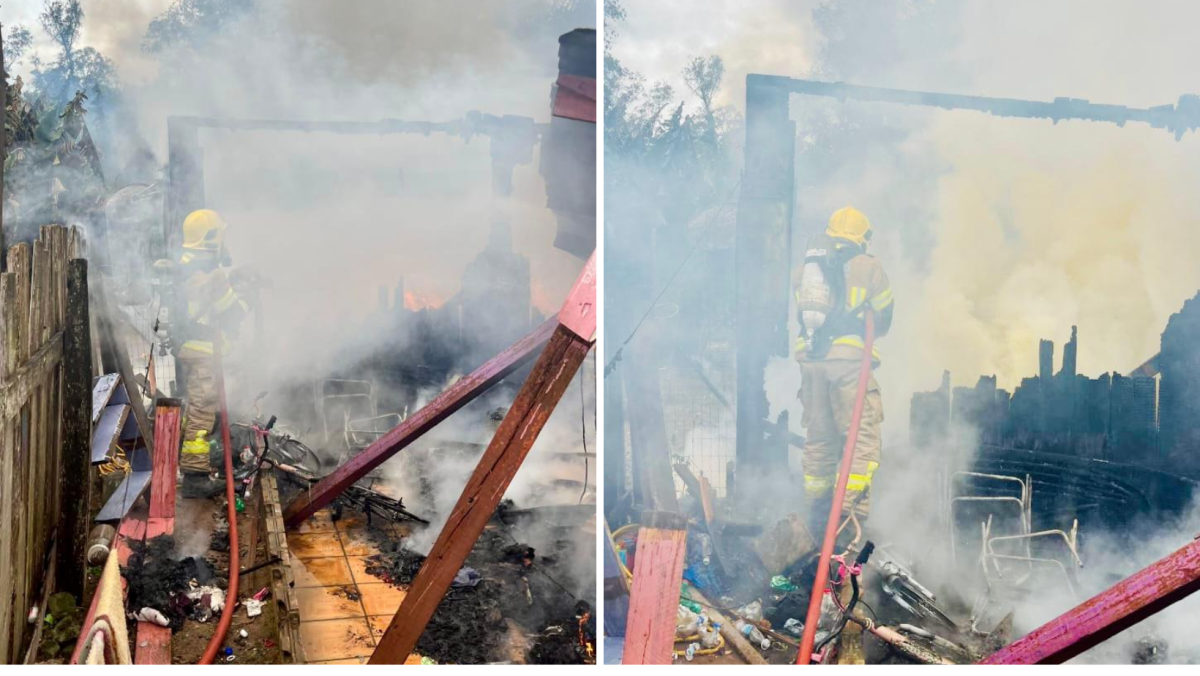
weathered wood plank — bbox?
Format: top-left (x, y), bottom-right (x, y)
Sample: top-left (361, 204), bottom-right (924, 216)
top-left (29, 240), bottom-right (46, 354)
top-left (9, 403), bottom-right (29, 662)
top-left (621, 512), bottom-right (689, 665)
top-left (59, 258), bottom-right (94, 598)
top-left (91, 373), bottom-right (120, 423)
top-left (0, 418), bottom-right (14, 661)
top-left (135, 624), bottom-right (172, 664)
top-left (0, 273), bottom-right (11, 381)
top-left (0, 335), bottom-right (63, 420)
top-left (149, 399), bottom-right (181, 519)
top-left (8, 244), bottom-right (30, 366)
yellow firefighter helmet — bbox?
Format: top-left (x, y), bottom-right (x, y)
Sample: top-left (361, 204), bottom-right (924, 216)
top-left (182, 209), bottom-right (227, 251)
top-left (826, 206), bottom-right (873, 246)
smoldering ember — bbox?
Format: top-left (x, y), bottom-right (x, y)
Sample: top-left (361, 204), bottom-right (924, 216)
top-left (0, 1), bottom-right (596, 666)
top-left (603, 1), bottom-right (1200, 668)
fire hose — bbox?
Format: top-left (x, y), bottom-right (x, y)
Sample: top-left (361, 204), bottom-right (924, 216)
top-left (198, 346), bottom-right (240, 665)
top-left (796, 309), bottom-right (875, 665)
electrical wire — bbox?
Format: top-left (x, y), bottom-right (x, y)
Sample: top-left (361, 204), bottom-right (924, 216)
top-left (603, 176), bottom-right (742, 378)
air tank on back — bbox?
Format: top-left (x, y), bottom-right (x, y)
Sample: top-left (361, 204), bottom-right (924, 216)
top-left (796, 233), bottom-right (836, 347)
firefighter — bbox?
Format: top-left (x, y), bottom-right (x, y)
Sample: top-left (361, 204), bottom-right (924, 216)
top-left (176, 209), bottom-right (250, 498)
top-left (794, 206), bottom-right (894, 543)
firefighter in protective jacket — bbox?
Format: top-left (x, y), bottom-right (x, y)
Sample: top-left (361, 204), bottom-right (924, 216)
top-left (176, 209), bottom-right (250, 497)
top-left (794, 206), bottom-right (894, 538)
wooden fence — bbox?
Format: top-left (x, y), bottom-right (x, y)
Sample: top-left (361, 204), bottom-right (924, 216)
top-left (0, 225), bottom-right (88, 662)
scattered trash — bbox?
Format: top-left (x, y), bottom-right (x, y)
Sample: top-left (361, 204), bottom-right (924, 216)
top-left (135, 607), bottom-right (171, 627)
top-left (252, 587), bottom-right (270, 602)
top-left (770, 575), bottom-right (798, 592)
top-left (677, 605), bottom-right (704, 639)
top-left (684, 642), bottom-right (699, 661)
top-left (451, 566), bottom-right (482, 588)
top-left (239, 629), bottom-right (249, 639)
top-left (27, 605), bottom-right (39, 624)
top-left (734, 619), bottom-right (771, 651)
top-left (245, 599), bottom-right (263, 618)
top-left (736, 599), bottom-right (764, 623)
top-left (783, 618), bottom-right (804, 637)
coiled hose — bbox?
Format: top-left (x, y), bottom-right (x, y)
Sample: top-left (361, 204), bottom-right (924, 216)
top-left (796, 310), bottom-right (875, 665)
top-left (199, 347), bottom-right (240, 664)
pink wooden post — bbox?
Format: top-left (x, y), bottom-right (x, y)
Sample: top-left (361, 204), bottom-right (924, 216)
top-left (982, 537), bottom-right (1200, 664)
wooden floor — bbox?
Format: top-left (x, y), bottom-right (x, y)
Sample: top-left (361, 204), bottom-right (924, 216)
top-left (286, 510), bottom-right (421, 664)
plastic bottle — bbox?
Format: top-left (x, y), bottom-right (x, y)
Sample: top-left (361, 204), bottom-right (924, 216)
top-left (684, 642), bottom-right (698, 661)
top-left (699, 624), bottom-right (721, 649)
top-left (676, 605), bottom-right (702, 639)
top-left (735, 619), bottom-right (771, 650)
top-left (737, 599), bottom-right (764, 622)
top-left (814, 591), bottom-right (838, 646)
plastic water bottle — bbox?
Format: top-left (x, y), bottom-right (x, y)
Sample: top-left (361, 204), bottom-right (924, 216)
top-left (684, 642), bottom-right (698, 661)
top-left (676, 605), bottom-right (702, 639)
top-left (735, 619), bottom-right (771, 650)
top-left (737, 599), bottom-right (764, 622)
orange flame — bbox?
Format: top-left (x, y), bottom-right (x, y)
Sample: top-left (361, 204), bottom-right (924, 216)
top-left (531, 279), bottom-right (557, 316)
top-left (404, 290), bottom-right (445, 311)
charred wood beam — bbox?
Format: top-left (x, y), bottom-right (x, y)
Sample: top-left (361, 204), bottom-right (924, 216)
top-left (734, 76), bottom-right (794, 488)
top-left (55, 259), bottom-right (92, 599)
top-left (756, 76), bottom-right (1200, 140)
top-left (981, 536), bottom-right (1200, 664)
top-left (167, 114), bottom-right (547, 139)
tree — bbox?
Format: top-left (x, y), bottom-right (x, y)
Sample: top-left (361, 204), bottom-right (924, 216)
top-left (682, 55), bottom-right (724, 121)
top-left (29, 1), bottom-right (119, 108)
top-left (143, 0), bottom-right (256, 55)
top-left (3, 25), bottom-right (34, 73)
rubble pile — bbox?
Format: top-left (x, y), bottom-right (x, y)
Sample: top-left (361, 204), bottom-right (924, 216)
top-left (123, 536), bottom-right (221, 630)
top-left (360, 506), bottom-right (594, 664)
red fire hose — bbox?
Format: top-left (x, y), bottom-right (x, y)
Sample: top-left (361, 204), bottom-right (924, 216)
top-left (796, 309), bottom-right (875, 665)
top-left (199, 347), bottom-right (240, 664)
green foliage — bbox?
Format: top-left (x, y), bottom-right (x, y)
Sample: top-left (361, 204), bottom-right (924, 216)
top-left (604, 4), bottom-right (738, 232)
top-left (27, 1), bottom-right (119, 109)
top-left (142, 0), bottom-right (256, 55)
top-left (3, 24), bottom-right (34, 72)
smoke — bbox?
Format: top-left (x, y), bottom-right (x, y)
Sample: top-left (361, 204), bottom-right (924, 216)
top-left (610, 0), bottom-right (1200, 661)
top-left (6, 0), bottom-right (597, 594)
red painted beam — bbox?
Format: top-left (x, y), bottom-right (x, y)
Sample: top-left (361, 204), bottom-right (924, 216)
top-left (621, 511), bottom-right (689, 664)
top-left (553, 74), bottom-right (596, 123)
top-left (981, 537), bottom-right (1200, 664)
top-left (149, 399), bottom-right (181, 519)
top-left (282, 316), bottom-right (558, 528)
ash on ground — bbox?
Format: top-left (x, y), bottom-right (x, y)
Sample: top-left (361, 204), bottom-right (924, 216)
top-left (361, 501), bottom-right (595, 665)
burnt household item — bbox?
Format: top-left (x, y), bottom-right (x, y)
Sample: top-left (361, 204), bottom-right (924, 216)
top-left (86, 525), bottom-right (117, 566)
